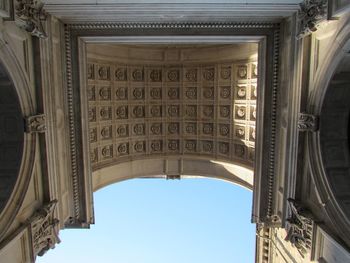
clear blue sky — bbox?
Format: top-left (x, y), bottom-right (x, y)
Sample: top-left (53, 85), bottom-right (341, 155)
top-left (37, 178), bottom-right (255, 263)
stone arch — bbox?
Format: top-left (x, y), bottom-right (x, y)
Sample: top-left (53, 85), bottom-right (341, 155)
top-left (86, 43), bottom-right (258, 196)
top-left (307, 15), bottom-right (350, 248)
top-left (92, 157), bottom-right (254, 192)
top-left (0, 40), bottom-right (36, 240)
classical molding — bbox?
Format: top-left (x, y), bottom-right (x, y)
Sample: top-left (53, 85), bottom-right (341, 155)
top-left (285, 199), bottom-right (314, 258)
top-left (15, 0), bottom-right (47, 38)
top-left (298, 113), bottom-right (319, 131)
top-left (28, 201), bottom-right (60, 257)
top-left (25, 114), bottom-right (46, 133)
top-left (43, 3), bottom-right (300, 24)
top-left (297, 0), bottom-right (328, 39)
top-left (64, 21), bottom-right (281, 227)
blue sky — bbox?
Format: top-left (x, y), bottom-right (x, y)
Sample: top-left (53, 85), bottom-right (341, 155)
top-left (37, 178), bottom-right (255, 263)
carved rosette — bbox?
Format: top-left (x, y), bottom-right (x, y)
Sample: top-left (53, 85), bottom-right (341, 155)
top-left (285, 199), bottom-right (314, 258)
top-left (15, 0), bottom-right (48, 38)
top-left (29, 201), bottom-right (60, 257)
top-left (297, 0), bottom-right (328, 39)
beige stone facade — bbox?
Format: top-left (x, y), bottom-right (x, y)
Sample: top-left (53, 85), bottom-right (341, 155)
top-left (0, 1), bottom-right (350, 262)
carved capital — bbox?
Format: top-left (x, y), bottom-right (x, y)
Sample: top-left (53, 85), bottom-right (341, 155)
top-left (15, 0), bottom-right (47, 39)
top-left (297, 0), bottom-right (328, 39)
top-left (285, 199), bottom-right (314, 257)
top-left (298, 113), bottom-right (319, 131)
top-left (29, 201), bottom-right (60, 257)
top-left (25, 114), bottom-right (46, 133)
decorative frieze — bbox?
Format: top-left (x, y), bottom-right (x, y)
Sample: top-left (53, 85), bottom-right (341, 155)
top-left (25, 114), bottom-right (46, 133)
top-left (298, 113), bottom-right (319, 131)
top-left (15, 0), bottom-right (47, 38)
top-left (285, 199), bottom-right (314, 257)
top-left (297, 0), bottom-right (328, 39)
top-left (29, 201), bottom-right (60, 257)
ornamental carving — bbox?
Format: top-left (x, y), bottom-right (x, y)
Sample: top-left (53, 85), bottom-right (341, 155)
top-left (90, 128), bottom-right (97, 143)
top-left (168, 123), bottom-right (179, 134)
top-left (298, 113), bottom-right (318, 131)
top-left (185, 140), bottom-right (197, 152)
top-left (237, 86), bottom-right (246, 99)
top-left (98, 66), bottom-right (110, 80)
top-left (26, 114), bottom-right (46, 133)
top-left (133, 123), bottom-right (145, 136)
top-left (115, 68), bottom-right (127, 81)
top-left (220, 106), bottom-right (230, 118)
top-left (150, 123), bottom-right (162, 135)
top-left (203, 87), bottom-right (214, 99)
top-left (132, 88), bottom-right (144, 100)
top-left (219, 142), bottom-right (229, 155)
top-left (219, 124), bottom-right (230, 137)
top-left (202, 141), bottom-right (213, 153)
top-left (132, 69), bottom-right (144, 81)
top-left (134, 141), bottom-right (145, 153)
top-left (132, 106), bottom-right (145, 118)
top-left (116, 106), bottom-right (128, 119)
top-left (235, 126), bottom-right (245, 138)
top-left (100, 107), bottom-right (112, 120)
top-left (168, 140), bottom-right (179, 151)
top-left (101, 145), bottom-right (113, 158)
top-left (87, 60), bottom-right (257, 168)
top-left (150, 88), bottom-right (162, 100)
top-left (168, 87), bottom-right (179, 100)
top-left (116, 87), bottom-right (128, 100)
top-left (116, 124), bottom-right (128, 137)
top-left (99, 87), bottom-right (111, 100)
top-left (220, 67), bottom-right (231, 80)
top-left (235, 106), bottom-right (246, 119)
top-left (185, 105), bottom-right (197, 118)
top-left (185, 69), bottom-right (197, 82)
top-left (237, 65), bottom-right (247, 79)
top-left (117, 142), bottom-right (129, 155)
top-left (235, 144), bottom-right (246, 157)
top-left (185, 87), bottom-right (197, 99)
top-left (185, 123), bottom-right (197, 135)
top-left (167, 70), bottom-right (179, 82)
top-left (202, 105), bottom-right (214, 118)
top-left (151, 140), bottom-right (162, 152)
top-left (203, 68), bottom-right (214, 81)
top-left (87, 64), bottom-right (94, 80)
top-left (168, 105), bottom-right (180, 117)
top-left (15, 0), bottom-right (47, 38)
top-left (220, 86), bottom-right (231, 99)
top-left (150, 105), bottom-right (162, 117)
top-left (150, 69), bottom-right (162, 82)
top-left (29, 201), bottom-right (60, 257)
top-left (285, 199), bottom-right (314, 257)
top-left (203, 123), bottom-right (214, 135)
top-left (88, 86), bottom-right (96, 101)
top-left (101, 126), bottom-right (112, 139)
top-left (297, 0), bottom-right (327, 39)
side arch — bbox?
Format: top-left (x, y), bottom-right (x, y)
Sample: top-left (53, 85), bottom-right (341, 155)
top-left (307, 14), bottom-right (350, 248)
top-left (0, 39), bottom-right (36, 240)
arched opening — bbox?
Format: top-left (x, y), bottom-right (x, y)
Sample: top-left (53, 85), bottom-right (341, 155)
top-left (0, 62), bottom-right (24, 216)
top-left (319, 49), bottom-right (350, 221)
top-left (37, 178), bottom-right (255, 263)
top-left (85, 42), bottom-right (258, 195)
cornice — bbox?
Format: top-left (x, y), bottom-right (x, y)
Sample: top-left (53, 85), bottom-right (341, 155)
top-left (44, 3), bottom-right (300, 23)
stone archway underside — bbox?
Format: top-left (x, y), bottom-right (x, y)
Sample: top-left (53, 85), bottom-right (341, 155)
top-left (86, 44), bottom-right (258, 187)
